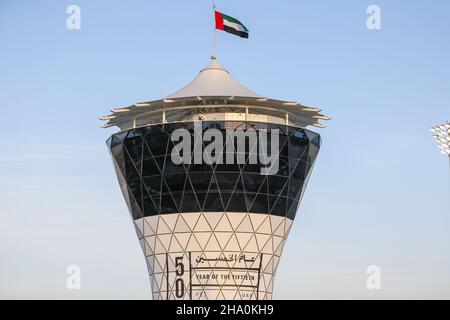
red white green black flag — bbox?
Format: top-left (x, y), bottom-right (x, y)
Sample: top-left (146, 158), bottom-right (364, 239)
top-left (215, 11), bottom-right (249, 39)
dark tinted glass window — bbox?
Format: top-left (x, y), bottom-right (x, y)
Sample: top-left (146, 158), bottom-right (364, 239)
top-left (109, 121), bottom-right (320, 220)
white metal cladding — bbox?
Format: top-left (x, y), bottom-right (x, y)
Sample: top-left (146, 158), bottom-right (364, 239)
top-left (134, 212), bottom-right (293, 300)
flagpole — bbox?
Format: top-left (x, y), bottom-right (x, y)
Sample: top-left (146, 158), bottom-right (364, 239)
top-left (212, 0), bottom-right (216, 59)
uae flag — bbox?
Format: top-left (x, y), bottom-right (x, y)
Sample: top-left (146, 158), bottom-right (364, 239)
top-left (215, 11), bottom-right (249, 39)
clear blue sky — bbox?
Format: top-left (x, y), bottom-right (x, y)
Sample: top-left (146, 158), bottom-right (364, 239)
top-left (0, 0), bottom-right (449, 299)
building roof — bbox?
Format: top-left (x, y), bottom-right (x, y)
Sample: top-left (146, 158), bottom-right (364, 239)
top-left (101, 57), bottom-right (330, 131)
top-left (165, 57), bottom-right (264, 99)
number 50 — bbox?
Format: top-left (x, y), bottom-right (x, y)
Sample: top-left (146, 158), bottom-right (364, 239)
top-left (175, 256), bottom-right (185, 298)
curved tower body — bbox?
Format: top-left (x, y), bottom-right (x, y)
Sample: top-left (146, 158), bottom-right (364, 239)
top-left (102, 58), bottom-right (329, 300)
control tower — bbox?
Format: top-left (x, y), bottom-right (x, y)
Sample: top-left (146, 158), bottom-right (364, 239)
top-left (102, 57), bottom-right (329, 300)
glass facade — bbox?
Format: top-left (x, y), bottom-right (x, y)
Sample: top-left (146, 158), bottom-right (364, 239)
top-left (107, 121), bottom-right (321, 221)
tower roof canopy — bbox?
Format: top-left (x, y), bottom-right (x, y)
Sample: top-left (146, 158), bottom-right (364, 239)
top-left (101, 57), bottom-right (330, 131)
top-left (165, 57), bottom-right (264, 99)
